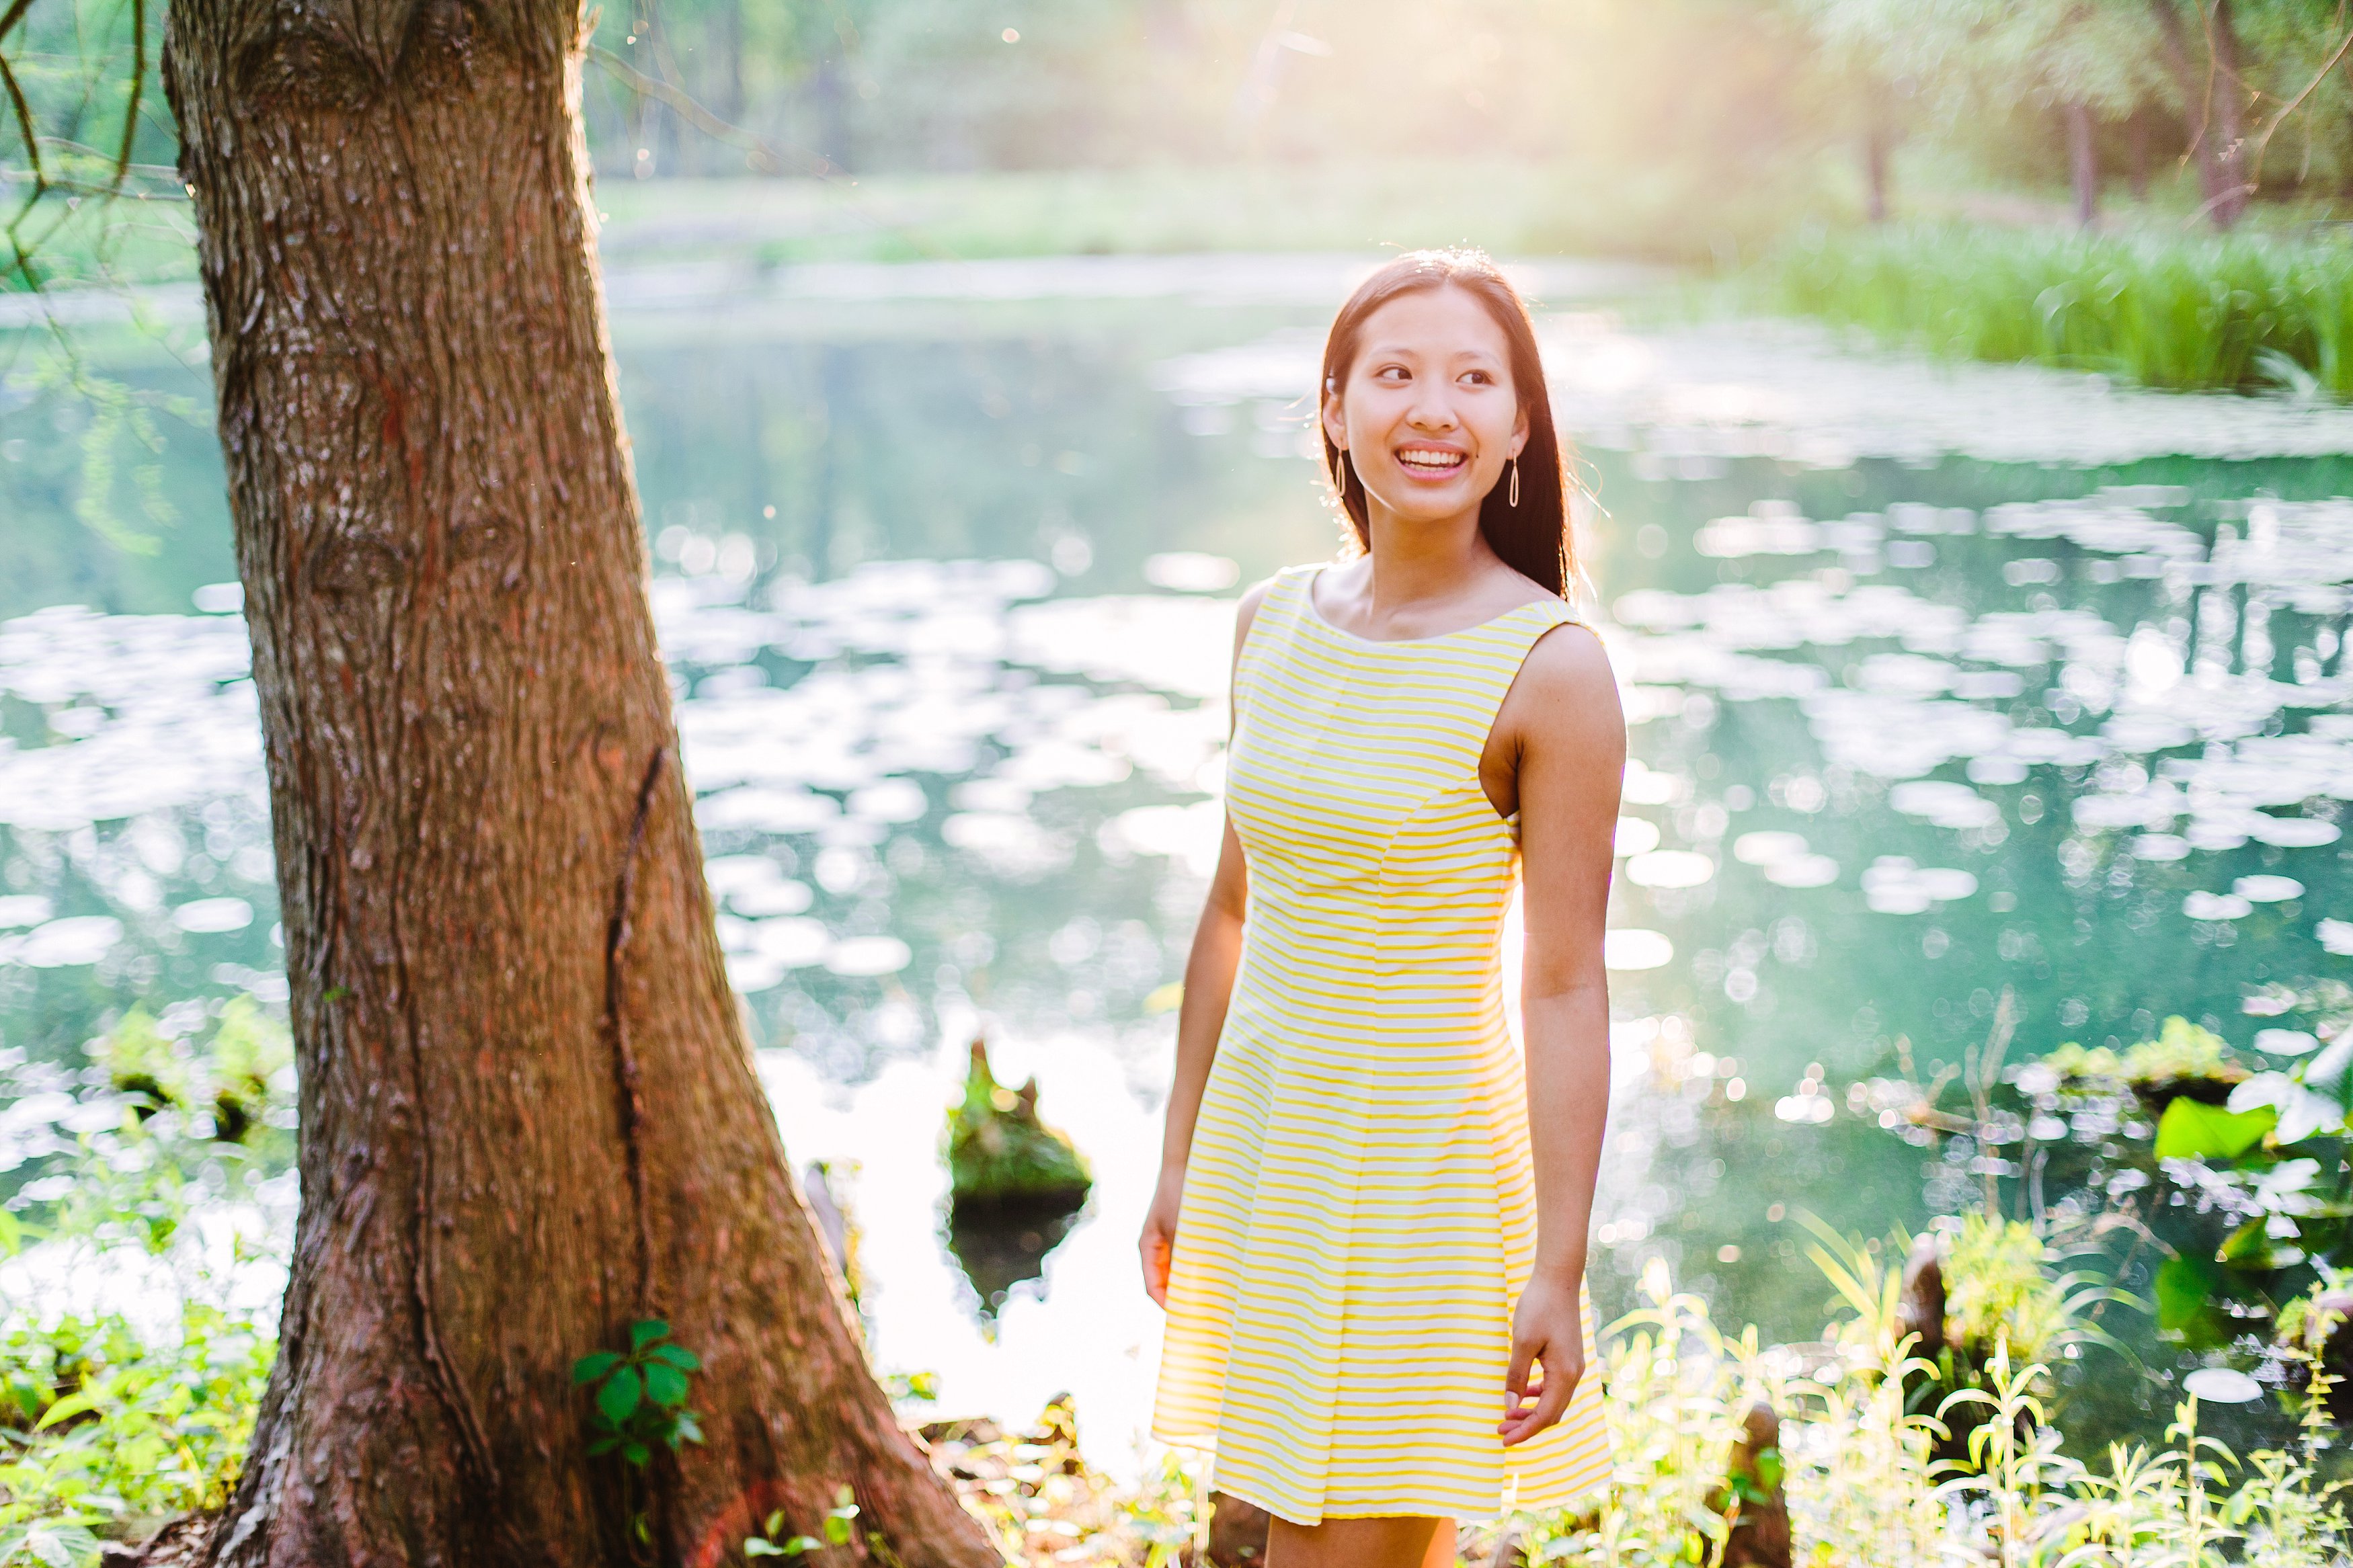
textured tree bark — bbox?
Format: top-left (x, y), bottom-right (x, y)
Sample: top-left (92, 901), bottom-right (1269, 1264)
top-left (158, 1), bottom-right (999, 1563)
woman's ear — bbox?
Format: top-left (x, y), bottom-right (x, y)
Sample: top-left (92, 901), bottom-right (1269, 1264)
top-left (1321, 386), bottom-right (1347, 452)
top-left (1509, 403), bottom-right (1530, 460)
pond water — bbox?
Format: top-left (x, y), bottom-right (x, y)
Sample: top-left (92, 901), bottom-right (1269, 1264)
top-left (7, 254), bottom-right (2353, 1469)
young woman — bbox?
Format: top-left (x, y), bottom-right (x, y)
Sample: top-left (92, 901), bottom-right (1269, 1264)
top-left (1140, 249), bottom-right (1623, 1568)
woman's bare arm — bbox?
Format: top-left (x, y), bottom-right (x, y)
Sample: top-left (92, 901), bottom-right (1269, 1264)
top-left (1496, 624), bottom-right (1624, 1442)
top-left (1140, 580), bottom-right (1271, 1305)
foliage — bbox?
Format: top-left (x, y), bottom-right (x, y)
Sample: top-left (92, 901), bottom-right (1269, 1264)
top-left (0, 0), bottom-right (180, 291)
top-left (1510, 1260), bottom-right (2353, 1567)
top-left (1943, 1213), bottom-right (2076, 1368)
top-left (920, 1397), bottom-right (1207, 1568)
top-left (571, 1319), bottom-right (705, 1469)
top-left (0, 1304), bottom-right (275, 1561)
top-left (0, 1031), bottom-right (288, 1565)
top-left (1751, 222), bottom-right (2353, 397)
top-left (1864, 989), bottom-right (2353, 1421)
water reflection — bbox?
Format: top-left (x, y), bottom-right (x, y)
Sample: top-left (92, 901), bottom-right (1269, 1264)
top-left (10, 259), bottom-right (2353, 1457)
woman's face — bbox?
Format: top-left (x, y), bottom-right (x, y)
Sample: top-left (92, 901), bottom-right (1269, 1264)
top-left (1323, 284), bottom-right (1528, 530)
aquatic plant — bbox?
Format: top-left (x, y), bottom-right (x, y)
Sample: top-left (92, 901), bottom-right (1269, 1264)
top-left (1751, 224), bottom-right (2353, 399)
top-left (2043, 1017), bottom-right (2248, 1108)
top-left (1941, 1214), bottom-right (2079, 1370)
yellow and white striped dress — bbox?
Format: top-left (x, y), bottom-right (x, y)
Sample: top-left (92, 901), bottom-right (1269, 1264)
top-left (1152, 564), bottom-right (1612, 1525)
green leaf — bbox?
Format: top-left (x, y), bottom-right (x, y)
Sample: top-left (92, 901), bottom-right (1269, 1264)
top-left (630, 1319), bottom-right (671, 1350)
top-left (672, 1411), bottom-right (704, 1446)
top-left (648, 1343), bottom-right (701, 1370)
top-left (824, 1514), bottom-right (852, 1545)
top-left (643, 1362), bottom-right (690, 1408)
top-left (623, 1439), bottom-right (651, 1467)
top-left (571, 1351), bottom-right (623, 1387)
top-left (744, 1541), bottom-right (786, 1558)
top-left (596, 1366), bottom-right (643, 1426)
top-left (2153, 1097), bottom-right (2274, 1161)
top-left (2157, 1253), bottom-right (2220, 1334)
top-left (587, 1433), bottom-right (623, 1456)
top-left (764, 1512), bottom-right (785, 1536)
top-left (33, 1392), bottom-right (100, 1432)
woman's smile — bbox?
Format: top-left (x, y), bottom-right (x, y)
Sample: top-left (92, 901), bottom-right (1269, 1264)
top-left (1394, 444), bottom-right (1470, 479)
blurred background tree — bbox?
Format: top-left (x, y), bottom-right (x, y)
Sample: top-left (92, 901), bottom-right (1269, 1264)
top-left (9, 0), bottom-right (2353, 289)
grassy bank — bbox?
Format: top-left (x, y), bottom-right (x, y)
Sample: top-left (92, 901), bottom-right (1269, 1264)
top-left (1751, 222), bottom-right (2353, 397)
top-left (15, 998), bottom-right (2353, 1565)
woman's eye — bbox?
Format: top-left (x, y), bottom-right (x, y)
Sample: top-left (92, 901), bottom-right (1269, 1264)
top-left (1461, 370), bottom-right (1492, 386)
top-left (1375, 366), bottom-right (1410, 382)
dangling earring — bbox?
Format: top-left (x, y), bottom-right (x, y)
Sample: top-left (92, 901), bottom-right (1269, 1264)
top-left (1332, 447), bottom-right (1347, 498)
top-left (1508, 456), bottom-right (1521, 508)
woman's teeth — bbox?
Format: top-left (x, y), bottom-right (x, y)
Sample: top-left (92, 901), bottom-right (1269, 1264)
top-left (1396, 449), bottom-right (1466, 473)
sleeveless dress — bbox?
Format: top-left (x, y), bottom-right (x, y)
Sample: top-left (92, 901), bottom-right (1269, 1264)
top-left (1152, 564), bottom-right (1613, 1525)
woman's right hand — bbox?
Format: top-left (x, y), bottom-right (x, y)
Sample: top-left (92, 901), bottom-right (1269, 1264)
top-left (1139, 1165), bottom-right (1185, 1306)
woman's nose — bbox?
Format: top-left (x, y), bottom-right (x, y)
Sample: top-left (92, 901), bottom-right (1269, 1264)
top-left (1406, 388), bottom-right (1459, 430)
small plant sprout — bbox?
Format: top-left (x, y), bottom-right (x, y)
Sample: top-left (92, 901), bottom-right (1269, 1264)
top-left (744, 1487), bottom-right (859, 1557)
top-left (571, 1319), bottom-right (704, 1467)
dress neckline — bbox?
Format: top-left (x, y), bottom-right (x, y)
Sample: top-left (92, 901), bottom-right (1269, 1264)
top-left (1298, 564), bottom-right (1559, 647)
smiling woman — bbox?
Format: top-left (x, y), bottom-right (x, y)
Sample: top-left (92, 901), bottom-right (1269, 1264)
top-left (1140, 251), bottom-right (1622, 1568)
top-left (1321, 251), bottom-right (1573, 601)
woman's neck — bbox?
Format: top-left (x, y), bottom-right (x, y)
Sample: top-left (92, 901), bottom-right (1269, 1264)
top-left (1357, 499), bottom-right (1495, 612)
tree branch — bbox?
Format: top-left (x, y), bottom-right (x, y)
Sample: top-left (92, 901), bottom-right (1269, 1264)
top-left (2246, 23), bottom-right (2353, 191)
top-left (0, 46), bottom-right (47, 284)
top-left (588, 44), bottom-right (828, 176)
top-left (109, 0), bottom-right (143, 198)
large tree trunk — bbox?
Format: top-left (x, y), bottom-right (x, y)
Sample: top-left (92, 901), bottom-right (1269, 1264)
top-left (159, 1), bottom-right (998, 1564)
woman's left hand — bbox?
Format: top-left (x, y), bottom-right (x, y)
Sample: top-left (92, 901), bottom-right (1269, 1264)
top-left (1500, 1272), bottom-right (1583, 1446)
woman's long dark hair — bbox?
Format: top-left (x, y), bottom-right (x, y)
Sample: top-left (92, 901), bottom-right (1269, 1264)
top-left (1320, 249), bottom-right (1573, 597)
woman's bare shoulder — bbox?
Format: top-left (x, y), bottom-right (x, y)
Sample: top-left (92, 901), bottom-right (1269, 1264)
top-left (1230, 575), bottom-right (1279, 656)
top-left (1508, 622), bottom-right (1623, 746)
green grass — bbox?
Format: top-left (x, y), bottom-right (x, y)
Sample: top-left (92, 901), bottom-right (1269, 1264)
top-left (1751, 220), bottom-right (2353, 397)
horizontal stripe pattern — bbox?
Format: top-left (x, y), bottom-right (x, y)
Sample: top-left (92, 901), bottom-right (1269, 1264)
top-left (1152, 565), bottom-right (1611, 1524)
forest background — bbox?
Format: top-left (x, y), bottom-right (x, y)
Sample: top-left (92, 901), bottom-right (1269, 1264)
top-left (13, 0), bottom-right (2353, 293)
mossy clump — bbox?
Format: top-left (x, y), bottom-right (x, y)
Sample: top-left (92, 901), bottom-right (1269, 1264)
top-left (2041, 1017), bottom-right (2246, 1107)
top-left (97, 998), bottom-right (291, 1143)
top-left (945, 1040), bottom-right (1091, 1212)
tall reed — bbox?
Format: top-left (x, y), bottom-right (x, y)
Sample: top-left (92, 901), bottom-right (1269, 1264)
top-left (1753, 224), bottom-right (2353, 399)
